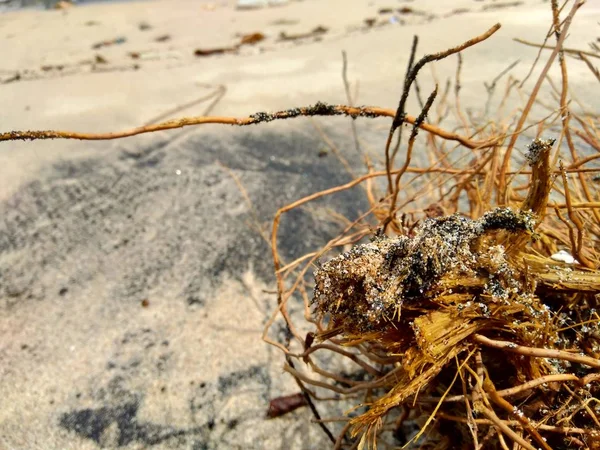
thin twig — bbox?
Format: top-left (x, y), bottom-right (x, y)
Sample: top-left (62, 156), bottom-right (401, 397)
top-left (0, 103), bottom-right (495, 149)
top-left (437, 413), bottom-right (595, 435)
top-left (498, 0), bottom-right (583, 202)
top-left (143, 84), bottom-right (226, 126)
top-left (387, 86), bottom-right (438, 229)
top-left (420, 373), bottom-right (580, 403)
top-left (483, 371), bottom-right (552, 450)
top-left (391, 35), bottom-right (419, 163)
top-left (559, 160), bottom-right (594, 267)
top-left (514, 37), bottom-right (600, 60)
top-left (286, 357), bottom-right (336, 444)
top-left (578, 51), bottom-right (600, 82)
top-left (484, 59), bottom-right (520, 116)
top-left (342, 50), bottom-right (363, 158)
top-left (385, 23), bottom-right (501, 193)
top-left (473, 334), bottom-right (600, 368)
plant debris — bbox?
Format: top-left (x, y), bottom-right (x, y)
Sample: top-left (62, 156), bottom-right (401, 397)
top-left (482, 1), bottom-right (524, 11)
top-left (92, 37), bottom-right (127, 49)
top-left (155, 34), bottom-right (171, 43)
top-left (262, 6), bottom-right (600, 448)
top-left (266, 393), bottom-right (308, 418)
top-left (194, 31), bottom-right (266, 57)
top-left (277, 26), bottom-right (328, 42)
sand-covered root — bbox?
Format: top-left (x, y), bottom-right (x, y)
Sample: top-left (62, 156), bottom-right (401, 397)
top-left (311, 205), bottom-right (600, 448)
top-left (313, 207), bottom-right (536, 336)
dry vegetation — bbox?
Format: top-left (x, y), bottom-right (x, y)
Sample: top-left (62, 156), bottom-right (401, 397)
top-left (2, 0), bottom-right (600, 448)
top-left (266, 1), bottom-right (600, 448)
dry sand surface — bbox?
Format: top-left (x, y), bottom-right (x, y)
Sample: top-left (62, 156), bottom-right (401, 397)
top-left (0, 0), bottom-right (599, 449)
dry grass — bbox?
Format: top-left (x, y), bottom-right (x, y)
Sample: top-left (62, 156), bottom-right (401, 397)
top-left (264, 1), bottom-right (600, 448)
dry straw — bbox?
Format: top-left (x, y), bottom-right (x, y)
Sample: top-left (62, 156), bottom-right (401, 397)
top-left (2, 0), bottom-right (600, 448)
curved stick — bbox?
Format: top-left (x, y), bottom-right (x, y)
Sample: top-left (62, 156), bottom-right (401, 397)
top-left (0, 103), bottom-right (496, 150)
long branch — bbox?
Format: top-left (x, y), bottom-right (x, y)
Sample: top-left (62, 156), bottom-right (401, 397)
top-left (0, 103), bottom-right (496, 150)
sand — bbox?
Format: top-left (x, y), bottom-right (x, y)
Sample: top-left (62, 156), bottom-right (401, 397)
top-left (0, 0), bottom-right (599, 448)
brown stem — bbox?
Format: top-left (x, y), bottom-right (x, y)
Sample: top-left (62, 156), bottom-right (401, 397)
top-left (473, 334), bottom-right (600, 368)
top-left (498, 0), bottom-right (583, 203)
top-left (0, 104), bottom-right (495, 149)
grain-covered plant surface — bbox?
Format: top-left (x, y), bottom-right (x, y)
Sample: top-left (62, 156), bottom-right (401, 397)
top-left (2, 1), bottom-right (600, 449)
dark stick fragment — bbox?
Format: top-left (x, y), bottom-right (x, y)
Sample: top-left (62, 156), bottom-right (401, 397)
top-left (408, 85), bottom-right (437, 141)
top-left (266, 392), bottom-right (308, 418)
top-left (390, 35), bottom-right (419, 166)
top-left (385, 23), bottom-right (501, 193)
top-left (303, 332), bottom-right (315, 363)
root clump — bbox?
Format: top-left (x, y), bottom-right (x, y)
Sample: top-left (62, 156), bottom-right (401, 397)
top-left (314, 208), bottom-right (535, 336)
top-left (263, 7), bottom-right (600, 447)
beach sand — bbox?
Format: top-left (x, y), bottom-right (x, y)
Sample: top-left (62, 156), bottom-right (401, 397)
top-left (0, 0), bottom-right (599, 448)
